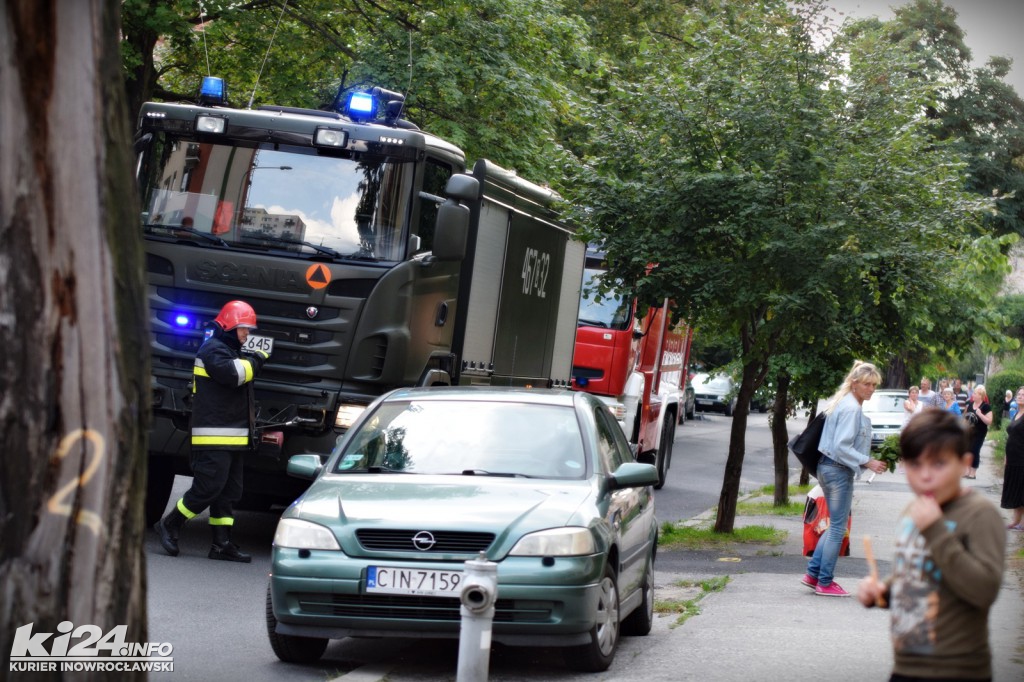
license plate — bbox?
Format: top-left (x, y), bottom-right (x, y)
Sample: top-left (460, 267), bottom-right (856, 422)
top-left (243, 334), bottom-right (274, 355)
top-left (366, 566), bottom-right (463, 596)
top-left (697, 399), bottom-right (712, 406)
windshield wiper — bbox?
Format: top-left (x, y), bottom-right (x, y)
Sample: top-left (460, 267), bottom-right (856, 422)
top-left (460, 469), bottom-right (531, 478)
top-left (144, 223), bottom-right (230, 247)
top-left (242, 234), bottom-right (340, 258)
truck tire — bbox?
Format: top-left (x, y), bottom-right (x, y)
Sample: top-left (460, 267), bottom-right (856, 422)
top-left (653, 416), bottom-right (675, 490)
top-left (145, 457), bottom-right (176, 527)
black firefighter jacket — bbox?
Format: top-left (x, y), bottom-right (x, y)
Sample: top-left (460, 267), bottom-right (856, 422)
top-left (191, 328), bottom-right (265, 450)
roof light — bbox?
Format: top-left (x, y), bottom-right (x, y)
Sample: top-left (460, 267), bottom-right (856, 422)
top-left (196, 115), bottom-right (226, 134)
top-left (344, 92), bottom-right (376, 121)
top-left (315, 127), bottom-right (348, 148)
top-left (198, 76), bottom-right (226, 105)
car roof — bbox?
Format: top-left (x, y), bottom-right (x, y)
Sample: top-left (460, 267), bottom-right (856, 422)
top-left (382, 386), bottom-right (582, 408)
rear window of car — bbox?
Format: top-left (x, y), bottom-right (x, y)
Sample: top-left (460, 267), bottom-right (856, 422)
top-left (332, 400), bottom-right (587, 479)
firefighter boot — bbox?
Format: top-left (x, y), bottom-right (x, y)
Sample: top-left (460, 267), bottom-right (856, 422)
top-left (208, 525), bottom-right (252, 563)
top-left (154, 508), bottom-right (188, 557)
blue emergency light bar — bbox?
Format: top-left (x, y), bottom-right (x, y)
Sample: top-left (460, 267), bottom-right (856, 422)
top-left (198, 76), bottom-right (226, 105)
top-left (346, 92), bottom-right (376, 117)
top-left (174, 313), bottom-right (192, 328)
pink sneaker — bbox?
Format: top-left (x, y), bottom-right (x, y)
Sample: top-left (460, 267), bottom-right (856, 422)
top-left (800, 574), bottom-right (818, 589)
top-left (815, 582), bottom-right (850, 597)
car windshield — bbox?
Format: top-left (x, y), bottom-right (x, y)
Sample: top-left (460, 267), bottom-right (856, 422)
top-left (696, 375), bottom-right (731, 392)
top-left (864, 393), bottom-right (905, 413)
top-left (332, 400), bottom-right (587, 479)
top-left (577, 269), bottom-right (630, 330)
top-left (137, 135), bottom-right (413, 261)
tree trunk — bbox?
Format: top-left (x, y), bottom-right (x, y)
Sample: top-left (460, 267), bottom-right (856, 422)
top-left (0, 2), bottom-right (149, 678)
top-left (884, 354), bottom-right (909, 389)
top-left (714, 361), bottom-right (760, 533)
top-left (771, 371), bottom-right (792, 506)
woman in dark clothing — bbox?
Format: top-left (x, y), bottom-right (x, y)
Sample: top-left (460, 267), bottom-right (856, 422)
top-left (1003, 387), bottom-right (1024, 530)
top-left (964, 385), bottom-right (992, 479)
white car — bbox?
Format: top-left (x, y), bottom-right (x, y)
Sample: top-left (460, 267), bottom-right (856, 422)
top-left (861, 389), bottom-right (908, 449)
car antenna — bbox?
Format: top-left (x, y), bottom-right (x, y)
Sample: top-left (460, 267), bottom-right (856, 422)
top-left (246, 0), bottom-right (290, 110)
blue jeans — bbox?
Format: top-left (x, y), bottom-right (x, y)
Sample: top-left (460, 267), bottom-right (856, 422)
top-left (806, 458), bottom-right (854, 586)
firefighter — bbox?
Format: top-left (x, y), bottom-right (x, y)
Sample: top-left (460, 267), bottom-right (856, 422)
top-left (153, 300), bottom-right (269, 562)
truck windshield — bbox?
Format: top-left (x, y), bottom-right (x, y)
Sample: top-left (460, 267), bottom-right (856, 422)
top-left (137, 135), bottom-right (413, 262)
top-left (577, 269), bottom-right (631, 330)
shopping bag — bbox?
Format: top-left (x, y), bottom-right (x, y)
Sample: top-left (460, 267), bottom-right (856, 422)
top-left (802, 484), bottom-right (852, 557)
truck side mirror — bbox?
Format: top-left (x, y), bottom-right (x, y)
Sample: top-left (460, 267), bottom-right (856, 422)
top-left (431, 175), bottom-right (479, 262)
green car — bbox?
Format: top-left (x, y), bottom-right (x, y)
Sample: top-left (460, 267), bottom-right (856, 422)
top-left (267, 386), bottom-right (659, 672)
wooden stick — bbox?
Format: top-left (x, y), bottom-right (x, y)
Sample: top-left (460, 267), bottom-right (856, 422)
top-left (863, 535), bottom-right (886, 607)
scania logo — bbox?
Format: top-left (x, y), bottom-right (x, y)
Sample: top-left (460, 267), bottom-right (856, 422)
top-left (412, 531), bottom-right (436, 551)
top-left (187, 259), bottom-right (304, 292)
top-left (306, 306), bottom-right (319, 319)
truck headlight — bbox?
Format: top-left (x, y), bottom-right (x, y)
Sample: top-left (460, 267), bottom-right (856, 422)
top-left (509, 527), bottom-right (595, 556)
top-left (335, 404), bottom-right (366, 430)
top-left (274, 518), bottom-right (341, 550)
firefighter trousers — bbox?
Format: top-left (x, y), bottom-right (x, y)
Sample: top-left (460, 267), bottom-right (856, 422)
top-left (181, 449), bottom-right (244, 523)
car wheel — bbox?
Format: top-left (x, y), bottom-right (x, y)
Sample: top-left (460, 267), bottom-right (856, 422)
top-left (265, 583), bottom-right (328, 663)
top-left (620, 551), bottom-right (654, 636)
top-left (653, 417), bottom-right (674, 490)
top-left (724, 401), bottom-right (734, 417)
top-left (563, 563), bottom-right (620, 672)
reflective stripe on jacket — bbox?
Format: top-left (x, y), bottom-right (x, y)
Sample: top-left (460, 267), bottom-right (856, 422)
top-left (190, 332), bottom-right (257, 450)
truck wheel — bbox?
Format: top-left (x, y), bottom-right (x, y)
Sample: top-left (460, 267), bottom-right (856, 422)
top-left (654, 416), bottom-right (675, 490)
top-left (145, 457), bottom-right (176, 527)
top-left (562, 563), bottom-right (620, 672)
top-left (266, 583), bottom-right (328, 663)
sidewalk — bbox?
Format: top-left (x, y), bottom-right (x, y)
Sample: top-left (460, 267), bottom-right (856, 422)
top-left (334, 452), bottom-right (1024, 681)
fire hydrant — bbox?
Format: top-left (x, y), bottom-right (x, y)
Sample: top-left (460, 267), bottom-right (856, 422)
top-left (456, 552), bottom-right (497, 682)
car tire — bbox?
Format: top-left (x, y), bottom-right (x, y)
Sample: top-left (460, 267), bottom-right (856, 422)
top-left (266, 583), bottom-right (328, 663)
top-left (563, 563), bottom-right (620, 672)
top-left (724, 401), bottom-right (734, 417)
top-left (620, 552), bottom-right (654, 636)
top-left (653, 416), bottom-right (674, 490)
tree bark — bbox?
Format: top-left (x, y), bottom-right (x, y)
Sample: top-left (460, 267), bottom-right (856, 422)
top-left (0, 2), bottom-right (149, 679)
top-left (771, 371), bottom-right (791, 507)
top-left (714, 360), bottom-right (761, 533)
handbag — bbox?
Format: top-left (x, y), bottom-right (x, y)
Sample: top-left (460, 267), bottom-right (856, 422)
top-left (789, 411), bottom-right (826, 477)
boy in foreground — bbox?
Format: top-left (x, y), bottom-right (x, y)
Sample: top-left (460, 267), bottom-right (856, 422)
top-left (858, 409), bottom-right (1005, 681)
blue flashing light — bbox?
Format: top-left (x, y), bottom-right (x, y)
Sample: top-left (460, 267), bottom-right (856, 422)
top-left (576, 376), bottom-right (589, 387)
top-left (198, 76), bottom-right (226, 105)
top-left (174, 314), bottom-right (192, 328)
top-left (346, 92), bottom-right (376, 117)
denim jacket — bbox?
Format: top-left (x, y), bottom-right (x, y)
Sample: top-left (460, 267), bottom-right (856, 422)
top-left (820, 392), bottom-right (871, 472)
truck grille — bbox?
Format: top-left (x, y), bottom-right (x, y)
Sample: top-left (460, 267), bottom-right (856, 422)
top-left (356, 529), bottom-right (494, 553)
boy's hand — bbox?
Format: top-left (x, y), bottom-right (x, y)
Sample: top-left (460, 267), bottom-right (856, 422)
top-left (908, 493), bottom-right (942, 530)
top-left (857, 576), bottom-right (886, 607)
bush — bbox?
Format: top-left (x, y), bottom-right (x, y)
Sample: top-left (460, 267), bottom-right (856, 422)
top-left (986, 370), bottom-right (1024, 428)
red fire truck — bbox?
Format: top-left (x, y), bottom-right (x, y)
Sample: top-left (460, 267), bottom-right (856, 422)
top-left (572, 251), bottom-right (694, 488)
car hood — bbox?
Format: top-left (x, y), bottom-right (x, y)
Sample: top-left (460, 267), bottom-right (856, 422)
top-left (286, 474), bottom-right (597, 556)
top-left (864, 412), bottom-right (904, 429)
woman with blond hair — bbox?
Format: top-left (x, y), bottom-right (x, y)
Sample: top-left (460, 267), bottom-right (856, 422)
top-left (802, 361), bottom-right (889, 597)
top-left (964, 385), bottom-right (993, 479)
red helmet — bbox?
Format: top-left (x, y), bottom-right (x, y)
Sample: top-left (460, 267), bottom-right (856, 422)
top-left (214, 300), bottom-right (257, 331)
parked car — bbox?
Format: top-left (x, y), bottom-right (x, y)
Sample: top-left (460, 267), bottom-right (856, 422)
top-left (692, 373), bottom-right (738, 416)
top-left (861, 389), bottom-right (907, 449)
top-left (267, 386), bottom-right (659, 672)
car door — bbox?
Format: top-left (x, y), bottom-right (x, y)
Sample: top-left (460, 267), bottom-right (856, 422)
top-left (593, 402), bottom-right (654, 595)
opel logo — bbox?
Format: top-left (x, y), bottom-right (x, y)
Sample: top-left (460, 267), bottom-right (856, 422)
top-left (412, 531), bottom-right (436, 551)
top-left (306, 306), bottom-right (319, 319)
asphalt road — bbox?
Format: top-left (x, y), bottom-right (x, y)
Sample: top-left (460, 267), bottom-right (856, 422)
top-left (145, 410), bottom-right (793, 681)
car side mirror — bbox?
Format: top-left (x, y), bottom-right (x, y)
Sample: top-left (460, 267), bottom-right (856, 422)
top-left (609, 462), bottom-right (659, 489)
top-left (287, 453), bottom-right (324, 480)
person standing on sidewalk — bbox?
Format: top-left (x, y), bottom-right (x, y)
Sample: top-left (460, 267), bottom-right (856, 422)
top-left (154, 300), bottom-right (269, 562)
top-left (1002, 387), bottom-right (1024, 531)
top-left (963, 385), bottom-right (992, 479)
top-left (802, 360), bottom-right (888, 597)
top-left (857, 409), bottom-right (1005, 681)
top-left (918, 377), bottom-right (941, 410)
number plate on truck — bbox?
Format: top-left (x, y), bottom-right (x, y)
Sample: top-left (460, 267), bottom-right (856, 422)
top-left (243, 334), bottom-right (274, 355)
top-left (366, 566), bottom-right (463, 596)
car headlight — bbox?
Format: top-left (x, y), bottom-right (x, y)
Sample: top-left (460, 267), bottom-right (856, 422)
top-left (509, 527), bottom-right (596, 557)
top-left (273, 518), bottom-right (342, 550)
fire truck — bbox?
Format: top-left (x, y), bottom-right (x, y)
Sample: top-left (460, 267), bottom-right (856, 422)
top-left (572, 249), bottom-right (693, 488)
top-left (135, 78), bottom-right (585, 523)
